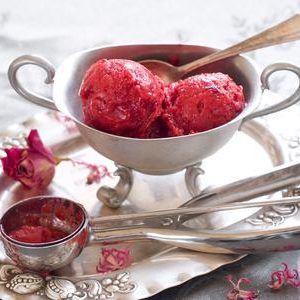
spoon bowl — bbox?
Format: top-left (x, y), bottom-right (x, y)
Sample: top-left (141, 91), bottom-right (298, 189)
top-left (0, 196), bottom-right (89, 271)
top-left (139, 59), bottom-right (181, 83)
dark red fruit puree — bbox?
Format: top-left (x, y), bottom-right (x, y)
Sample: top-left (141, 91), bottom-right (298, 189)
top-left (79, 58), bottom-right (245, 138)
top-left (8, 225), bottom-right (67, 243)
top-left (6, 199), bottom-right (82, 244)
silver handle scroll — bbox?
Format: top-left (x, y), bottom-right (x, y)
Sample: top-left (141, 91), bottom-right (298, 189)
top-left (242, 63), bottom-right (300, 123)
top-left (8, 55), bottom-right (57, 110)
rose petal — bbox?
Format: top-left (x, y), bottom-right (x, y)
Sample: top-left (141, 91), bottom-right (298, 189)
top-left (17, 157), bottom-right (34, 178)
top-left (27, 129), bottom-right (55, 163)
top-left (1, 148), bottom-right (24, 178)
top-left (25, 151), bottom-right (55, 188)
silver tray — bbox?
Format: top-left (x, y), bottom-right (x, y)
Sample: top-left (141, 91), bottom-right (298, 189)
top-left (0, 94), bottom-right (288, 299)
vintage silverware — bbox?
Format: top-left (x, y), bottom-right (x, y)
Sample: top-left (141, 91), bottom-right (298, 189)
top-left (182, 160), bottom-right (300, 208)
top-left (124, 160), bottom-right (300, 228)
top-left (93, 196), bottom-right (300, 254)
top-left (8, 45), bottom-right (300, 175)
top-left (2, 160), bottom-right (300, 272)
top-left (140, 15), bottom-right (300, 83)
top-left (2, 193), bottom-right (300, 272)
top-left (91, 196), bottom-right (300, 231)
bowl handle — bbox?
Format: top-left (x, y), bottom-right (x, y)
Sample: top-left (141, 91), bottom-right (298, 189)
top-left (242, 62), bottom-right (300, 124)
top-left (8, 55), bottom-right (58, 111)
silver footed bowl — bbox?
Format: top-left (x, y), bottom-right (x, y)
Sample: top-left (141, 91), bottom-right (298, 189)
top-left (8, 44), bottom-right (300, 175)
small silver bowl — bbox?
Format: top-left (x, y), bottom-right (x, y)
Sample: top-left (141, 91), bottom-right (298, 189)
top-left (8, 44), bottom-right (300, 175)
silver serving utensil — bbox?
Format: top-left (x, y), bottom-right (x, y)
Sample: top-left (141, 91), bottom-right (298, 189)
top-left (140, 15), bottom-right (300, 83)
top-left (181, 160), bottom-right (300, 207)
top-left (91, 196), bottom-right (300, 254)
top-left (2, 194), bottom-right (300, 272)
top-left (91, 197), bottom-right (300, 231)
top-left (95, 161), bottom-right (300, 230)
top-left (3, 160), bottom-right (300, 272)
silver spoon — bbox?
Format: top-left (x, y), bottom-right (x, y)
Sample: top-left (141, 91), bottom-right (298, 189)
top-left (2, 195), bottom-right (300, 271)
top-left (140, 14), bottom-right (300, 83)
top-left (3, 161), bottom-right (300, 271)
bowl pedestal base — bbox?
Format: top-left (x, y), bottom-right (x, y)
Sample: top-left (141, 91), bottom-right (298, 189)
top-left (97, 163), bottom-right (204, 209)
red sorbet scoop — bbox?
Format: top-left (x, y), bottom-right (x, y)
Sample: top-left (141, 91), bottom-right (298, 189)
top-left (163, 73), bottom-right (245, 136)
top-left (8, 225), bottom-right (67, 243)
top-left (80, 59), bottom-right (165, 138)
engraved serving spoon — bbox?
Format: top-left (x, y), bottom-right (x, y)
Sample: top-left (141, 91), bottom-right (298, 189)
top-left (140, 14), bottom-right (300, 83)
top-left (3, 161), bottom-right (300, 271)
top-left (2, 195), bottom-right (300, 271)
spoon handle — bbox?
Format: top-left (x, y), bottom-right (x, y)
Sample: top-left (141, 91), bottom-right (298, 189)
top-left (90, 196), bottom-right (300, 232)
top-left (90, 224), bottom-right (300, 254)
top-left (180, 14), bottom-right (300, 75)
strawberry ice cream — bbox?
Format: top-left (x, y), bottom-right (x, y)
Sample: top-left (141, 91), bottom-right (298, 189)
top-left (80, 59), bottom-right (245, 138)
top-left (163, 73), bottom-right (245, 136)
top-left (8, 225), bottom-right (67, 244)
top-left (80, 59), bottom-right (165, 138)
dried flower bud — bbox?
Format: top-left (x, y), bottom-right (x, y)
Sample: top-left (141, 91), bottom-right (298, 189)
top-left (1, 130), bottom-right (56, 188)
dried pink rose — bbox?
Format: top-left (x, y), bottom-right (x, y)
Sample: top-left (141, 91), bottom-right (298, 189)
top-left (96, 247), bottom-right (132, 274)
top-left (1, 129), bottom-right (56, 188)
top-left (226, 275), bottom-right (259, 300)
top-left (269, 263), bottom-right (300, 290)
